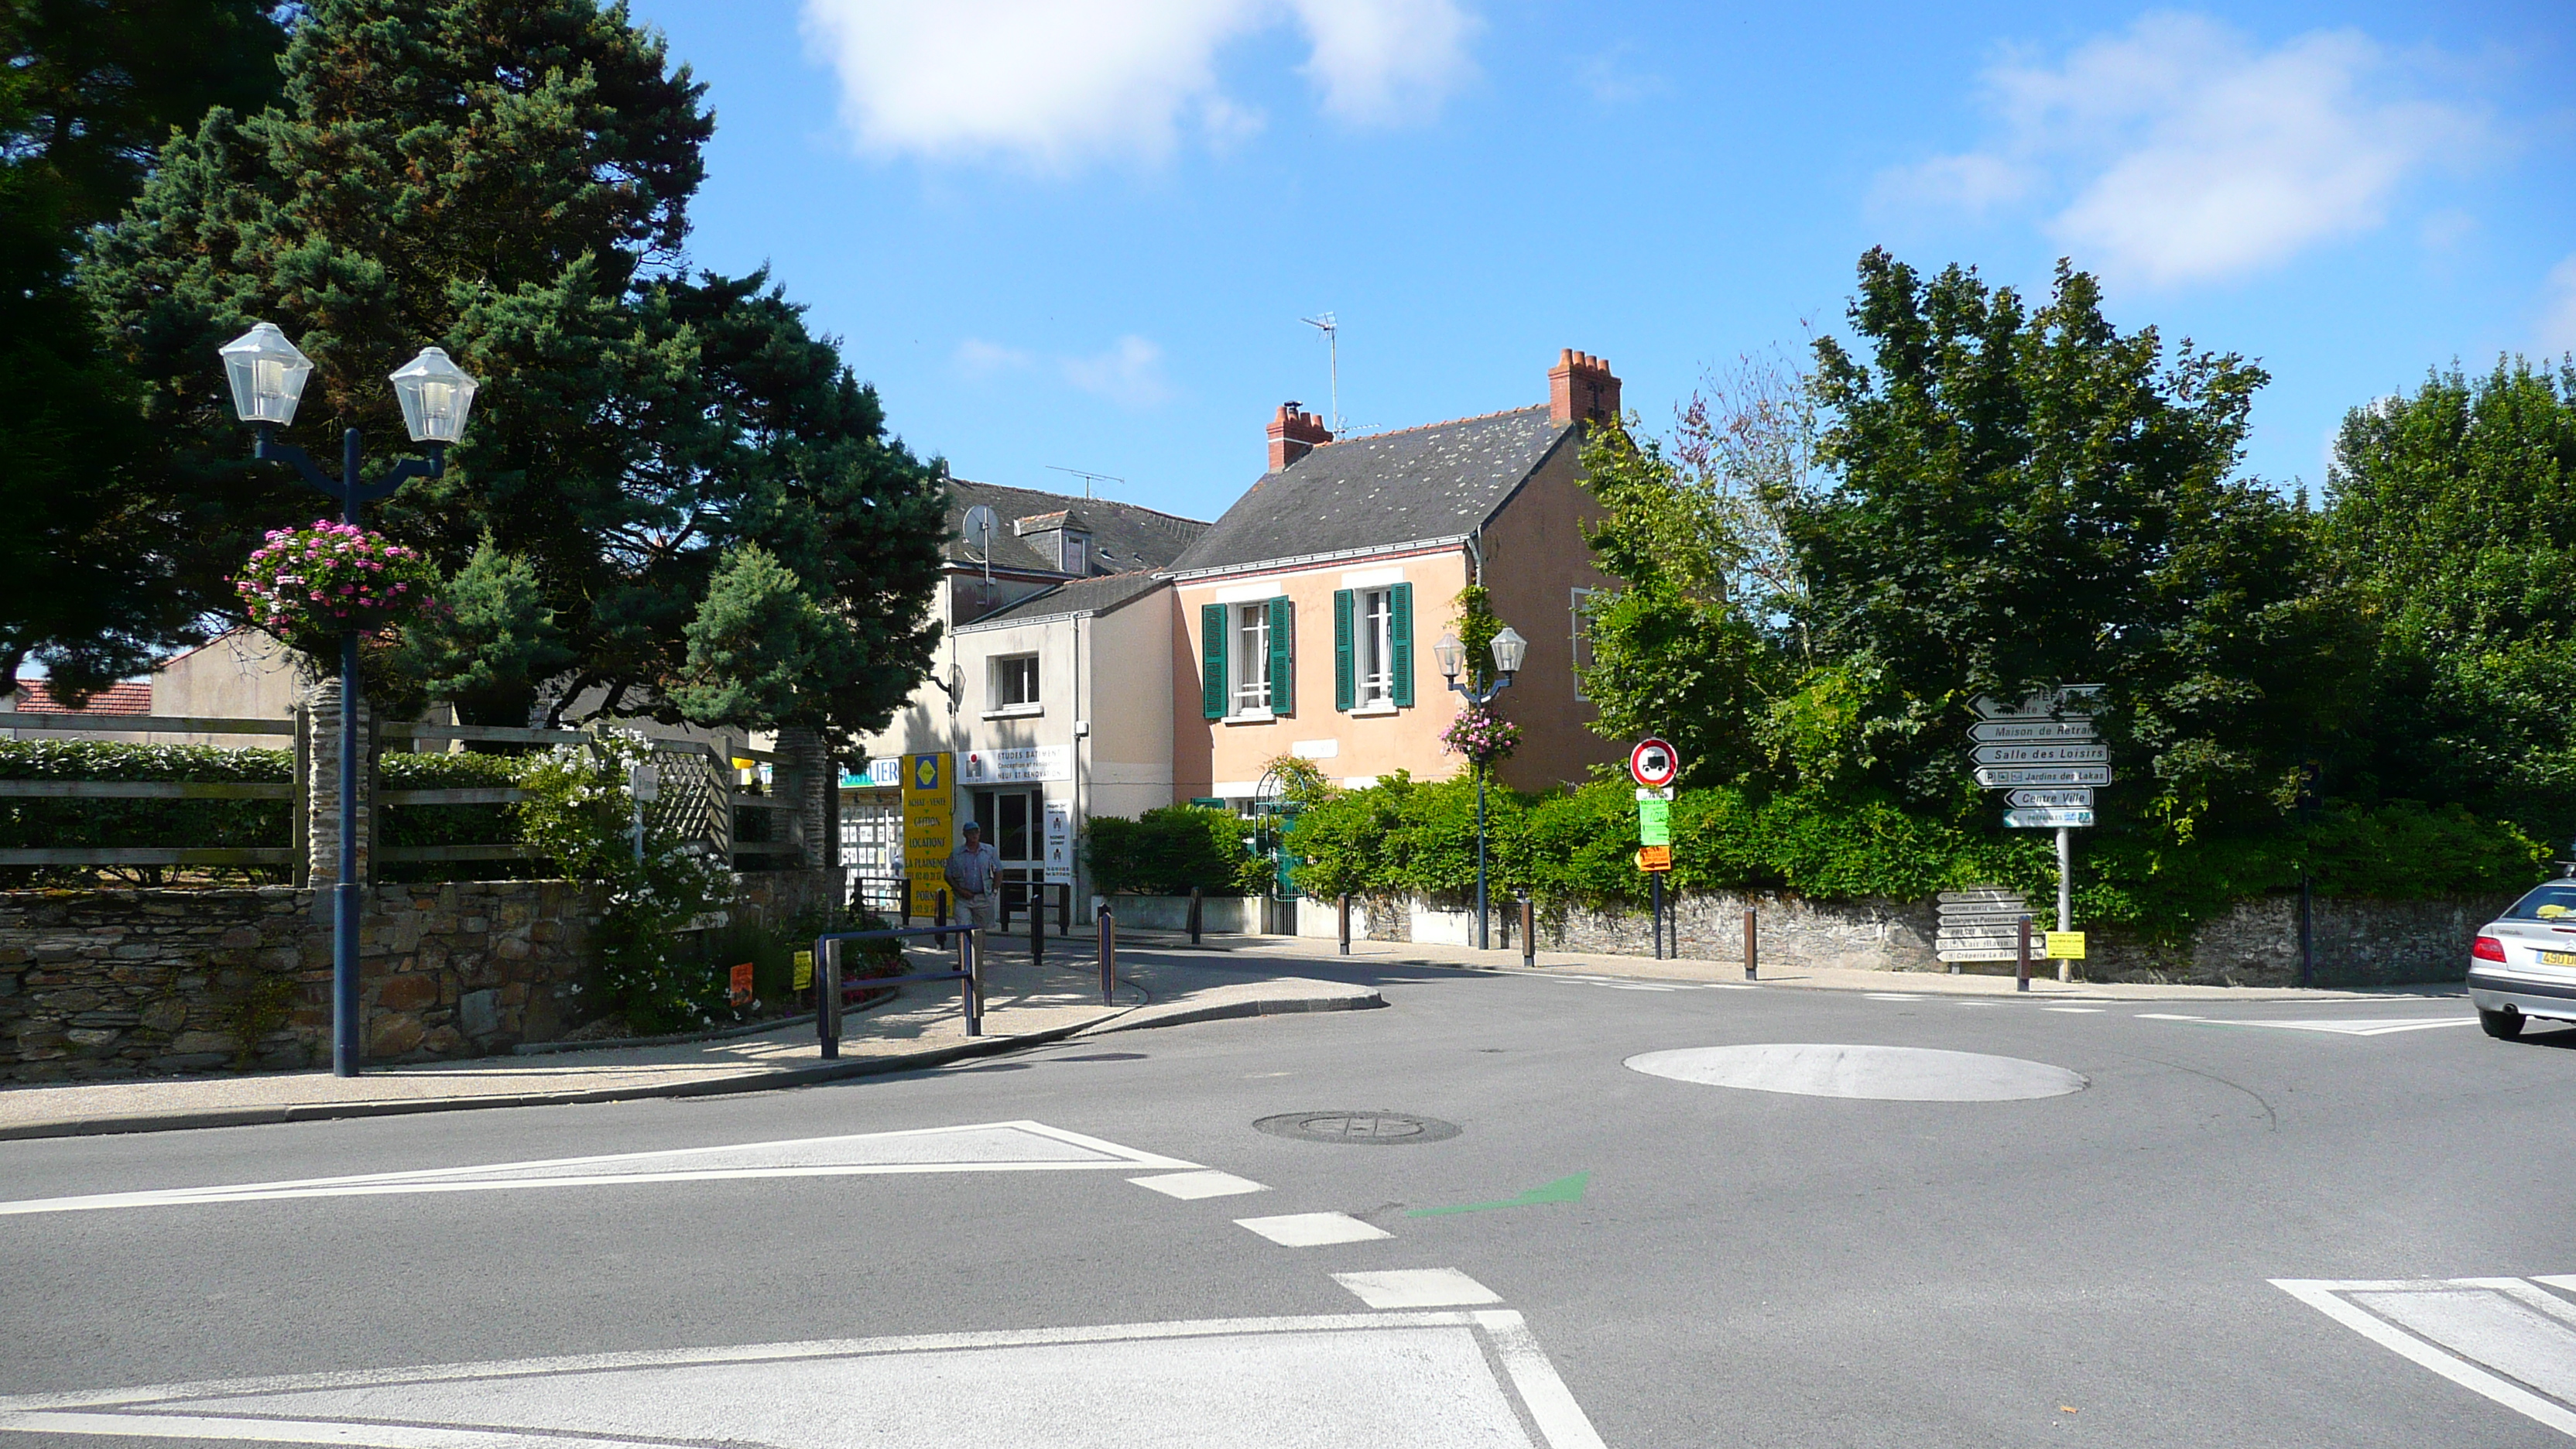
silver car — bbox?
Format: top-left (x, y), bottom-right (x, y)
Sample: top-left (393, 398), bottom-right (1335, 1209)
top-left (2469, 879), bottom-right (2576, 1039)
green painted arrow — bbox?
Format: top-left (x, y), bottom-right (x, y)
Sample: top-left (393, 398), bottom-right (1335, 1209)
top-left (1406, 1171), bottom-right (1591, 1218)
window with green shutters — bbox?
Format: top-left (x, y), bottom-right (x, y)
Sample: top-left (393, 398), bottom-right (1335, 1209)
top-left (1200, 602), bottom-right (1227, 719)
top-left (1388, 582), bottom-right (1415, 707)
top-left (1333, 590), bottom-right (1356, 711)
top-left (1266, 596), bottom-right (1294, 716)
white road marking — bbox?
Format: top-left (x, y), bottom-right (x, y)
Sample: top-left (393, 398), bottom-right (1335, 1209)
top-left (2143, 1014), bottom-right (2473, 1036)
top-left (1129, 1170), bottom-right (1268, 1200)
top-left (1864, 993), bottom-right (1923, 1001)
top-left (1235, 1211), bottom-right (1392, 1246)
top-left (0, 1310), bottom-right (1605, 1448)
top-left (2044, 1007), bottom-right (2105, 1013)
top-left (1334, 1269), bottom-right (1506, 1309)
top-left (0, 1122), bottom-right (1201, 1217)
top-left (2275, 1276), bottom-right (2576, 1440)
top-left (1627, 1043), bottom-right (2088, 1101)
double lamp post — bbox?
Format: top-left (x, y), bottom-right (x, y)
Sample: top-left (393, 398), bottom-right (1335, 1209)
top-left (218, 323), bottom-right (479, 1077)
top-left (1434, 623), bottom-right (1528, 951)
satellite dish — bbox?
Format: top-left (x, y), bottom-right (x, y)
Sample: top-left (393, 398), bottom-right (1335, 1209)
top-left (961, 505), bottom-right (998, 561)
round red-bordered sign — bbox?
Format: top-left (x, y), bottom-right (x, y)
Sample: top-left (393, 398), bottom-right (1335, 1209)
top-left (1629, 738), bottom-right (1680, 788)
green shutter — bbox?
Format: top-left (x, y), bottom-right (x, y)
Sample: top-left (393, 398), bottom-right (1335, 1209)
top-left (1389, 583), bottom-right (1415, 707)
top-left (1268, 596), bottom-right (1294, 716)
top-left (1201, 603), bottom-right (1227, 719)
top-left (1333, 590), bottom-right (1355, 712)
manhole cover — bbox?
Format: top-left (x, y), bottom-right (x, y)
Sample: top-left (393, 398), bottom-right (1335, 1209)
top-left (1254, 1111), bottom-right (1461, 1145)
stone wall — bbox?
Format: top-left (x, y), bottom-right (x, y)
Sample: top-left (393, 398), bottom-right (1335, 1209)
top-left (0, 868), bottom-right (847, 1083)
top-left (1334, 887), bottom-right (2506, 988)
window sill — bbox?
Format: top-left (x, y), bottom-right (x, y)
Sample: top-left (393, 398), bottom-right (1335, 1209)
top-left (1349, 702), bottom-right (1400, 718)
top-left (981, 704), bottom-right (1044, 720)
top-left (1221, 710), bottom-right (1276, 726)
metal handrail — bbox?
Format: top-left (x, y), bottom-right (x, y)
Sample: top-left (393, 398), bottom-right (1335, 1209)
top-left (812, 923), bottom-right (982, 1057)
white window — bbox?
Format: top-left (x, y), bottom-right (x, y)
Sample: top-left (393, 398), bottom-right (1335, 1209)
top-left (1357, 588), bottom-right (1393, 706)
top-left (1571, 587), bottom-right (1597, 702)
top-left (1234, 604), bottom-right (1271, 714)
top-left (992, 654), bottom-right (1040, 711)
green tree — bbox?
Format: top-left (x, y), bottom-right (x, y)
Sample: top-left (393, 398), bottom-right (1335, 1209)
top-left (2323, 357), bottom-right (2576, 838)
top-left (0, 0), bottom-right (286, 697)
top-left (1793, 248), bottom-right (2356, 833)
top-left (83, 0), bottom-right (945, 737)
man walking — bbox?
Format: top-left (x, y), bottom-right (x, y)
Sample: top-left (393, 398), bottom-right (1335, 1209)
top-left (944, 820), bottom-right (1002, 937)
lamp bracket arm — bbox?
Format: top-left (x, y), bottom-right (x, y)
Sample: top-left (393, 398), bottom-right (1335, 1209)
top-left (252, 432), bottom-right (344, 498)
top-left (362, 446), bottom-right (445, 503)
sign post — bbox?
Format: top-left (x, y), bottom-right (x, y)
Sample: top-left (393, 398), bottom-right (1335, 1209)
top-left (1630, 740), bottom-right (1680, 959)
top-left (1971, 688), bottom-right (2104, 982)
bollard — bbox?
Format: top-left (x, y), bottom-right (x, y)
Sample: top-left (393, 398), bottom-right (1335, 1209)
top-left (2016, 915), bottom-right (2032, 993)
top-left (999, 888), bottom-right (1012, 934)
top-left (1743, 906), bottom-right (1757, 981)
top-left (1029, 882), bottom-right (1043, 966)
top-left (1058, 884), bottom-right (1070, 935)
top-left (1188, 886), bottom-right (1203, 946)
top-left (1098, 903), bottom-right (1116, 1005)
top-left (819, 938), bottom-right (843, 1060)
top-left (899, 877), bottom-right (912, 925)
top-left (1520, 894), bottom-right (1536, 968)
top-left (936, 888), bottom-right (949, 940)
top-left (1338, 894), bottom-right (1351, 956)
top-left (962, 927), bottom-right (982, 1036)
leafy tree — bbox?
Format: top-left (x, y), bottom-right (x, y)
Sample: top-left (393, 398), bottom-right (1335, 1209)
top-left (83, 0), bottom-right (945, 737)
top-left (2323, 357), bottom-right (2576, 838)
top-left (0, 0), bottom-right (286, 697)
top-left (388, 534), bottom-right (574, 726)
top-left (1792, 249), bottom-right (2357, 833)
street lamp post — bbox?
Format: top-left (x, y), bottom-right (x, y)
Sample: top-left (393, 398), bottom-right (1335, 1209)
top-left (1435, 624), bottom-right (1527, 950)
top-left (220, 323), bottom-right (478, 1077)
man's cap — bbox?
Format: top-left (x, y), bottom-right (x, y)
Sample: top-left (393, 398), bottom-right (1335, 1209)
top-left (960, 820), bottom-right (981, 832)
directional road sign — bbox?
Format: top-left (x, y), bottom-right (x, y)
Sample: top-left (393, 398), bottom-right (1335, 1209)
top-left (1972, 684), bottom-right (2103, 721)
top-left (2005, 807), bottom-right (2095, 828)
top-left (2006, 788), bottom-right (2094, 809)
top-left (1975, 766), bottom-right (2112, 787)
top-left (1971, 743), bottom-right (2110, 766)
top-left (1969, 719), bottom-right (2098, 744)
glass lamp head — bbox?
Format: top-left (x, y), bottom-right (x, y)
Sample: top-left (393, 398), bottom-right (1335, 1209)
top-left (1433, 632), bottom-right (1464, 682)
top-left (1490, 625), bottom-right (1529, 678)
top-left (388, 346), bottom-right (478, 443)
top-left (218, 323), bottom-right (313, 426)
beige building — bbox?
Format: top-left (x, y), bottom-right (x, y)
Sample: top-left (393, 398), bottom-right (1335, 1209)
top-left (1166, 351), bottom-right (1625, 805)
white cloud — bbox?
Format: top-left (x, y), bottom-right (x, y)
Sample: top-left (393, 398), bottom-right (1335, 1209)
top-left (1878, 13), bottom-right (2486, 286)
top-left (799, 0), bottom-right (1475, 170)
top-left (1574, 43), bottom-right (1667, 106)
top-left (2541, 256), bottom-right (2576, 355)
top-left (1060, 335), bottom-right (1175, 409)
top-left (954, 338), bottom-right (1035, 378)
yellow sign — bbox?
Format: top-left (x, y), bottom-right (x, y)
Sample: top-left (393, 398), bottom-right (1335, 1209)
top-left (1635, 844), bottom-right (1673, 873)
top-left (902, 752), bottom-right (954, 905)
top-left (791, 950), bottom-right (814, 991)
top-left (2044, 930), bottom-right (2087, 960)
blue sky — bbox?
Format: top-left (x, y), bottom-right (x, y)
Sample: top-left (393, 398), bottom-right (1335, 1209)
top-left (629, 0), bottom-right (2575, 525)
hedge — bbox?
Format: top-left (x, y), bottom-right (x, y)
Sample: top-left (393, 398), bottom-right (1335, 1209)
top-left (1082, 805), bottom-right (1266, 897)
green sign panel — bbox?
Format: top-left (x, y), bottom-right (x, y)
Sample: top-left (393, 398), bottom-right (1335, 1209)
top-left (1637, 798), bottom-right (1671, 847)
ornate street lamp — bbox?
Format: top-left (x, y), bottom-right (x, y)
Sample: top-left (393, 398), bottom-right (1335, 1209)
top-left (220, 324), bottom-right (477, 1077)
top-left (1438, 625), bottom-right (1526, 950)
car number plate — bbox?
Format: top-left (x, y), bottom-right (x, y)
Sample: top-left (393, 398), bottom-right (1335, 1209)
top-left (2540, 951), bottom-right (2576, 966)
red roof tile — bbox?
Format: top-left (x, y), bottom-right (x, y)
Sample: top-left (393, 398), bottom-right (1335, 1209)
top-left (11, 680), bottom-right (152, 715)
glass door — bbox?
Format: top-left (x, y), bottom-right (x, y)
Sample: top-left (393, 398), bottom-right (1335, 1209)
top-left (971, 788), bottom-right (1041, 916)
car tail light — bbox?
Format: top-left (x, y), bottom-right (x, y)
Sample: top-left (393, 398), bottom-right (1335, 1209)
top-left (2473, 935), bottom-right (2507, 962)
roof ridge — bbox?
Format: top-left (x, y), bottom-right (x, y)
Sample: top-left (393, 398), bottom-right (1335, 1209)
top-left (1317, 402), bottom-right (1551, 447)
top-left (948, 478), bottom-right (1210, 529)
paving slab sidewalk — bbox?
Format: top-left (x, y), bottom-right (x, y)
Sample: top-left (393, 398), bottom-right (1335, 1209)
top-left (1151, 933), bottom-right (2465, 1002)
top-left (0, 949), bottom-right (1379, 1142)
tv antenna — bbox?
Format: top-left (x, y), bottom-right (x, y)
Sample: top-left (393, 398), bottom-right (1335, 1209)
top-left (1300, 312), bottom-right (1341, 435)
top-left (1045, 464), bottom-right (1123, 500)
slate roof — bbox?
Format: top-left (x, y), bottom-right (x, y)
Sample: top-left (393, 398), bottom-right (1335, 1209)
top-left (962, 570), bottom-right (1168, 629)
top-left (940, 479), bottom-right (1207, 577)
top-left (1168, 406), bottom-right (1575, 575)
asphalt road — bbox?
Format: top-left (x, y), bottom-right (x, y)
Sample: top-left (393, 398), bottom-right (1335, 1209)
top-left (3, 954), bottom-right (2572, 1447)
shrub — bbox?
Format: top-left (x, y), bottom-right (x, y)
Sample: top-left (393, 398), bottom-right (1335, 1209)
top-left (0, 741), bottom-right (293, 886)
top-left (1084, 805), bottom-right (1265, 896)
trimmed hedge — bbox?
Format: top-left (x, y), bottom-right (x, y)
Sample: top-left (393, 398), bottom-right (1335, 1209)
top-left (1082, 805), bottom-right (1266, 897)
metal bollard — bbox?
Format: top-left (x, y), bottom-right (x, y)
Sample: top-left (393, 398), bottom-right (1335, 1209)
top-left (1098, 904), bottom-right (1116, 1005)
top-left (898, 877), bottom-right (912, 924)
top-left (2016, 915), bottom-right (2032, 993)
top-left (1188, 886), bottom-right (1203, 946)
top-left (1029, 884), bottom-right (1043, 966)
top-left (936, 888), bottom-right (949, 941)
top-left (961, 928), bottom-right (982, 1036)
top-left (1520, 894), bottom-right (1536, 968)
top-left (819, 939), bottom-right (843, 1060)
top-left (1057, 884), bottom-right (1070, 935)
top-left (1743, 906), bottom-right (1757, 981)
top-left (1338, 894), bottom-right (1351, 956)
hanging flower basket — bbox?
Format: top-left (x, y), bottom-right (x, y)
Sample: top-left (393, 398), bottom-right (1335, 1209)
top-left (233, 519), bottom-right (440, 651)
top-left (1441, 704), bottom-right (1523, 767)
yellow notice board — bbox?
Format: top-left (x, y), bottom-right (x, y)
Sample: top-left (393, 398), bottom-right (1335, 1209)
top-left (2044, 930), bottom-right (2088, 960)
top-left (902, 752), bottom-right (954, 906)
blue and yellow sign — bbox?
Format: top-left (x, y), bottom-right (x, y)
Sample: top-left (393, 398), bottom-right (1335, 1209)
top-left (902, 752), bottom-right (954, 906)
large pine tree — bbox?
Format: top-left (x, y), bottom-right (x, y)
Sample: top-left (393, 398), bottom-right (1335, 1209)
top-left (84, 0), bottom-right (944, 736)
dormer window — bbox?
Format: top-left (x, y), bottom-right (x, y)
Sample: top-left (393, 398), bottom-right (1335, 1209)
top-left (1060, 531), bottom-right (1090, 574)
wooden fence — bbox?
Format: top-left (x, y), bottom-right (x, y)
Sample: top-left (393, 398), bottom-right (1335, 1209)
top-left (0, 711), bottom-right (807, 876)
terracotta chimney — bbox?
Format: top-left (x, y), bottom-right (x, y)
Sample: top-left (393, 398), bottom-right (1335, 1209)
top-left (1547, 350), bottom-right (1622, 427)
top-left (1266, 401), bottom-right (1333, 471)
